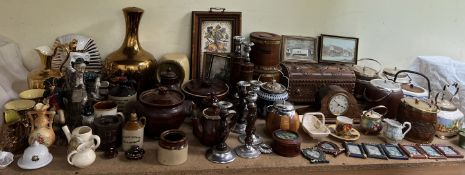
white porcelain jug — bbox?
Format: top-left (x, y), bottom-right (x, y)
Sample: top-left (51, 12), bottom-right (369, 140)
top-left (381, 118), bottom-right (411, 143)
top-left (67, 142), bottom-right (96, 168)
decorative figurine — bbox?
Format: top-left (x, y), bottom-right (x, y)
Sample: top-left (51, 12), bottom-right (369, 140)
top-left (238, 91), bottom-right (262, 145)
top-left (42, 77), bottom-right (66, 125)
top-left (232, 81), bottom-right (250, 134)
top-left (206, 101), bottom-right (237, 164)
top-left (239, 41), bottom-right (254, 82)
top-left (234, 91), bottom-right (261, 159)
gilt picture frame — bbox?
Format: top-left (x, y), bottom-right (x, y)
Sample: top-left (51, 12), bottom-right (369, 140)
top-left (191, 8), bottom-right (241, 79)
top-left (319, 34), bottom-right (358, 64)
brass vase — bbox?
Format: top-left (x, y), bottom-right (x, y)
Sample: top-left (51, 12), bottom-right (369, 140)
top-left (27, 46), bottom-right (63, 89)
top-left (104, 7), bottom-right (157, 93)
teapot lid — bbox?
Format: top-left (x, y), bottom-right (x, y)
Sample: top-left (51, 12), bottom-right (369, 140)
top-left (436, 99), bottom-right (457, 111)
top-left (402, 97), bottom-right (438, 113)
top-left (183, 79), bottom-right (228, 96)
top-left (160, 67), bottom-right (179, 83)
top-left (401, 83), bottom-right (426, 94)
top-left (383, 67), bottom-right (407, 78)
top-left (370, 79), bottom-right (401, 91)
top-left (261, 80), bottom-right (287, 94)
top-left (273, 101), bottom-right (294, 111)
top-left (139, 87), bottom-right (184, 106)
top-left (353, 65), bottom-right (378, 78)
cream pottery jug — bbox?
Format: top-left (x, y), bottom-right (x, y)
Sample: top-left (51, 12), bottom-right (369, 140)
top-left (381, 118), bottom-right (411, 143)
top-left (62, 125), bottom-right (100, 152)
top-left (67, 142), bottom-right (96, 168)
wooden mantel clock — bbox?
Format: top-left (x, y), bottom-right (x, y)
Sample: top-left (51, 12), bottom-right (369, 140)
top-left (317, 85), bottom-right (361, 123)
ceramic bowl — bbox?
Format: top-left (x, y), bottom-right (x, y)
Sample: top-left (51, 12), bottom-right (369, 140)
top-left (19, 89), bottom-right (45, 100)
top-left (300, 112), bottom-right (330, 140)
top-left (4, 99), bottom-right (36, 111)
top-left (0, 151), bottom-right (14, 169)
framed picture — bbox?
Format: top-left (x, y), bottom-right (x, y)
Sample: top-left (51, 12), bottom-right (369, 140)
top-left (399, 144), bottom-right (427, 159)
top-left (343, 142), bottom-right (366, 159)
top-left (204, 52), bottom-right (230, 81)
top-left (281, 35), bottom-right (317, 63)
top-left (315, 141), bottom-right (344, 157)
top-left (381, 144), bottom-right (409, 160)
top-left (362, 143), bottom-right (388, 160)
top-left (433, 144), bottom-right (464, 158)
top-left (319, 34), bottom-right (359, 64)
top-left (191, 8), bottom-right (241, 79)
top-left (301, 147), bottom-right (329, 164)
top-left (417, 144), bottom-right (446, 159)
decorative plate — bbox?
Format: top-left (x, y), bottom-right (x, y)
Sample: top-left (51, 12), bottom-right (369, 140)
top-left (328, 124), bottom-right (360, 141)
top-left (51, 34), bottom-right (102, 72)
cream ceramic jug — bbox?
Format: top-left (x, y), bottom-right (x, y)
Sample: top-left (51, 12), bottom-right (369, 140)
top-left (381, 118), bottom-right (411, 143)
top-left (67, 142), bottom-right (96, 168)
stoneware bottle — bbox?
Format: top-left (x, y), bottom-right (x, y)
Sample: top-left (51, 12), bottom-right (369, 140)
top-left (122, 113), bottom-right (146, 151)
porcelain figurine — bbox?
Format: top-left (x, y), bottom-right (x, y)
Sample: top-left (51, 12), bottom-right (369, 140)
top-left (27, 103), bottom-right (56, 147)
top-left (42, 77), bottom-right (66, 125)
top-left (381, 118), bottom-right (411, 143)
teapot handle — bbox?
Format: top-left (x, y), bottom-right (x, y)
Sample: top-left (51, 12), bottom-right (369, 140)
top-left (139, 116), bottom-right (147, 126)
top-left (90, 135), bottom-right (101, 150)
top-left (116, 112), bottom-right (125, 122)
top-left (402, 122), bottom-right (412, 137)
top-left (356, 58), bottom-right (383, 74)
top-left (394, 70), bottom-right (431, 99)
top-left (367, 105), bottom-right (388, 117)
top-left (303, 112), bottom-right (326, 125)
top-left (67, 150), bottom-right (78, 166)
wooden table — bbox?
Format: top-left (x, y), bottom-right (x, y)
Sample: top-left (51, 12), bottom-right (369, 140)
top-left (3, 119), bottom-right (465, 175)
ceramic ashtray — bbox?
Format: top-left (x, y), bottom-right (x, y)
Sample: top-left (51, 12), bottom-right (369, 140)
top-left (0, 151), bottom-right (14, 169)
top-left (300, 112), bottom-right (330, 140)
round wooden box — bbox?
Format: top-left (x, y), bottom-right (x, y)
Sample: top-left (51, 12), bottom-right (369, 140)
top-left (271, 129), bottom-right (301, 157)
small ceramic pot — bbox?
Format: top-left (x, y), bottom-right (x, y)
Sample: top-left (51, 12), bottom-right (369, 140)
top-left (157, 130), bottom-right (188, 165)
top-left (271, 129), bottom-right (301, 157)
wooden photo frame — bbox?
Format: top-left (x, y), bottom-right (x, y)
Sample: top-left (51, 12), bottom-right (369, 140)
top-left (204, 52), bottom-right (230, 81)
top-left (362, 143), bottom-right (387, 160)
top-left (315, 141), bottom-right (344, 157)
top-left (399, 144), bottom-right (427, 159)
top-left (319, 34), bottom-right (358, 64)
top-left (281, 35), bottom-right (317, 63)
top-left (417, 144), bottom-right (446, 159)
top-left (191, 8), bottom-right (241, 79)
top-left (433, 144), bottom-right (464, 158)
top-left (381, 144), bottom-right (409, 160)
top-left (344, 142), bottom-right (366, 159)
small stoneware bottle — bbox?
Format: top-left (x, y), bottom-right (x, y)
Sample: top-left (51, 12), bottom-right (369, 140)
top-left (157, 129), bottom-right (188, 165)
top-left (122, 113), bottom-right (146, 151)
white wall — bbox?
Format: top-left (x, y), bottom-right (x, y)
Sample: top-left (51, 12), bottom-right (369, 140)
top-left (1, 0), bottom-right (465, 71)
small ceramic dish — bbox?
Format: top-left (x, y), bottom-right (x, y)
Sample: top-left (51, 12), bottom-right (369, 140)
top-left (328, 124), bottom-right (361, 141)
top-left (4, 99), bottom-right (36, 111)
top-left (300, 112), bottom-right (330, 140)
top-left (19, 89), bottom-right (45, 100)
top-left (0, 151), bottom-right (14, 169)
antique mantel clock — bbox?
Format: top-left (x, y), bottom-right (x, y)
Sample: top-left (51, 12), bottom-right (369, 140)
top-left (317, 85), bottom-right (361, 123)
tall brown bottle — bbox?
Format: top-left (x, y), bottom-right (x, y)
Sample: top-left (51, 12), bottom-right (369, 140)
top-left (104, 7), bottom-right (157, 93)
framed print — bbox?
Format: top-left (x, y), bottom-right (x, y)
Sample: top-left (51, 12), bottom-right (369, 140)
top-left (433, 144), bottom-right (464, 158)
top-left (319, 34), bottom-right (358, 64)
top-left (301, 147), bottom-right (329, 164)
top-left (343, 142), bottom-right (366, 159)
top-left (204, 52), bottom-right (230, 81)
top-left (381, 144), bottom-right (409, 160)
top-left (281, 35), bottom-right (317, 63)
top-left (315, 141), bottom-right (344, 157)
top-left (191, 8), bottom-right (241, 79)
top-left (417, 144), bottom-right (446, 159)
top-left (362, 143), bottom-right (387, 160)
top-left (399, 144), bottom-right (427, 159)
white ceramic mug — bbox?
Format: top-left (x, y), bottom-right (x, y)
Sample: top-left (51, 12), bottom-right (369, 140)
top-left (93, 101), bottom-right (123, 118)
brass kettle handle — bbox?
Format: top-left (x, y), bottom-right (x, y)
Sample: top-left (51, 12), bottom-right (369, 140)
top-left (366, 105), bottom-right (388, 117)
top-left (356, 58), bottom-right (383, 74)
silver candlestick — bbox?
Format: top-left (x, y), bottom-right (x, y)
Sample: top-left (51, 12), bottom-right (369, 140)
top-left (232, 81), bottom-right (251, 134)
top-left (238, 91), bottom-right (262, 145)
top-left (234, 91), bottom-right (261, 159)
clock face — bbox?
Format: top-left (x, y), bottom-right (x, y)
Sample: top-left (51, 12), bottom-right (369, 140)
top-left (328, 94), bottom-right (349, 115)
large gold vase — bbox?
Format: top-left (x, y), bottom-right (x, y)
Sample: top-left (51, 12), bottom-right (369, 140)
top-left (104, 7), bottom-right (157, 92)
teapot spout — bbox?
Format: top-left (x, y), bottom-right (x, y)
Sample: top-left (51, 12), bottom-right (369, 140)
top-left (62, 125), bottom-right (72, 143)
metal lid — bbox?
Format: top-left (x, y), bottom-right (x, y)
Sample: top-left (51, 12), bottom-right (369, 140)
top-left (273, 101), bottom-right (294, 112)
top-left (139, 87), bottom-right (184, 107)
top-left (353, 65), bottom-right (378, 79)
top-left (402, 97), bottom-right (438, 113)
top-left (401, 84), bottom-right (426, 94)
top-left (183, 79), bottom-right (228, 97)
top-left (369, 79), bottom-right (401, 91)
top-left (383, 67), bottom-right (407, 78)
top-left (260, 80), bottom-right (287, 94)
top-left (436, 99), bottom-right (457, 111)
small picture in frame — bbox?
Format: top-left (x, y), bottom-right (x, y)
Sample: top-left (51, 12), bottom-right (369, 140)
top-left (301, 147), bottom-right (329, 164)
top-left (417, 144), bottom-right (446, 159)
top-left (399, 144), bottom-right (427, 159)
top-left (203, 52), bottom-right (230, 81)
top-left (281, 35), bottom-right (318, 63)
top-left (433, 144), bottom-right (464, 158)
top-left (319, 34), bottom-right (358, 64)
top-left (315, 141), bottom-right (344, 157)
top-left (344, 142), bottom-right (366, 159)
top-left (381, 144), bottom-right (409, 160)
top-left (362, 143), bottom-right (387, 160)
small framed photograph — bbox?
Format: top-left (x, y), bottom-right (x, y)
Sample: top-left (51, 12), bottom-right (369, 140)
top-left (301, 147), bottom-right (329, 164)
top-left (281, 35), bottom-right (318, 63)
top-left (433, 144), bottom-right (463, 158)
top-left (203, 52), bottom-right (230, 81)
top-left (417, 144), bottom-right (446, 159)
top-left (362, 143), bottom-right (387, 160)
top-left (315, 141), bottom-right (344, 157)
top-left (344, 142), bottom-right (366, 159)
top-left (381, 144), bottom-right (409, 160)
top-left (399, 144), bottom-right (427, 159)
top-left (319, 34), bottom-right (358, 64)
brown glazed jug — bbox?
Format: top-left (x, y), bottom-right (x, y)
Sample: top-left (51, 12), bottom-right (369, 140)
top-left (192, 101), bottom-right (236, 146)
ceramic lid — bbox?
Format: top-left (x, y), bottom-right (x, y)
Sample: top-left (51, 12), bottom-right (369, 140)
top-left (18, 141), bottom-right (53, 169)
top-left (183, 79), bottom-right (228, 97)
top-left (260, 80), bottom-right (287, 94)
top-left (160, 67), bottom-right (179, 83)
top-left (353, 65), bottom-right (378, 78)
top-left (383, 67), bottom-right (407, 78)
top-left (402, 97), bottom-right (438, 113)
top-left (139, 86), bottom-right (184, 107)
top-left (273, 130), bottom-right (300, 142)
top-left (436, 99), bottom-right (458, 111)
top-left (369, 79), bottom-right (401, 91)
top-left (250, 32), bottom-right (281, 41)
